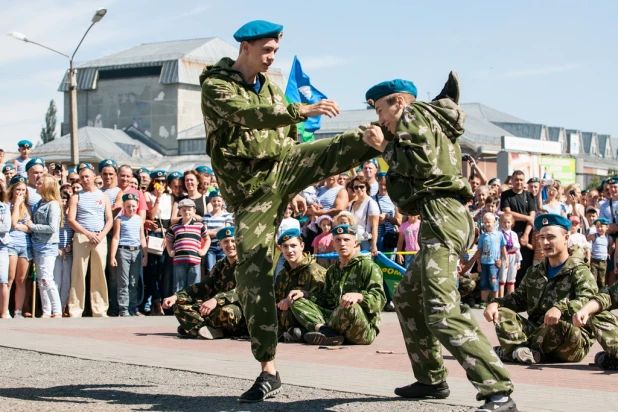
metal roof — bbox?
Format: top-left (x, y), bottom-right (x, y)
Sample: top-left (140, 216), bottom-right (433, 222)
top-left (493, 122), bottom-right (546, 140)
top-left (177, 124), bottom-right (206, 140)
top-left (581, 132), bottom-right (597, 154)
top-left (460, 103), bottom-right (529, 124)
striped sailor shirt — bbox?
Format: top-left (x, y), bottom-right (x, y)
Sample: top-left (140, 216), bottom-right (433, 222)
top-left (166, 218), bottom-right (207, 265)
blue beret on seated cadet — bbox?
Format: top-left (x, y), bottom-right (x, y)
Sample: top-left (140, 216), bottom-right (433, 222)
top-left (167, 171), bottom-right (182, 183)
top-left (195, 165), bottom-right (213, 175)
top-left (534, 214), bottom-right (571, 232)
top-left (331, 224), bottom-right (357, 237)
top-left (98, 159), bottom-right (118, 172)
top-left (9, 176), bottom-right (27, 186)
top-left (365, 79), bottom-right (418, 107)
top-left (25, 157), bottom-right (45, 171)
top-left (594, 218), bottom-right (610, 226)
top-left (2, 164), bottom-right (15, 172)
top-left (150, 170), bottom-right (167, 179)
top-left (208, 189), bottom-right (222, 199)
top-left (68, 168), bottom-right (76, 174)
top-left (122, 193), bottom-right (139, 202)
top-left (137, 167), bottom-right (150, 175)
top-left (18, 140), bottom-right (33, 148)
top-left (77, 162), bottom-right (95, 173)
top-left (233, 20), bottom-right (284, 42)
top-left (216, 226), bottom-right (235, 241)
top-left (277, 228), bottom-right (301, 245)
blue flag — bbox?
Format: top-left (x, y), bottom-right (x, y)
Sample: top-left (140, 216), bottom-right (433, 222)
top-left (285, 56), bottom-right (327, 132)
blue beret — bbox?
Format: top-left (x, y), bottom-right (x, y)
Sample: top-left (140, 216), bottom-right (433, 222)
top-left (216, 226), bottom-right (235, 241)
top-left (150, 170), bottom-right (167, 179)
top-left (9, 176), bottom-right (27, 185)
top-left (607, 176), bottom-right (618, 185)
top-left (2, 164), bottom-right (15, 172)
top-left (208, 190), bottom-right (222, 199)
top-left (355, 167), bottom-right (362, 173)
top-left (137, 168), bottom-right (150, 174)
top-left (18, 140), bottom-right (33, 148)
top-left (195, 165), bottom-right (212, 174)
top-left (98, 159), bottom-right (118, 172)
top-left (376, 171), bottom-right (387, 179)
top-left (67, 168), bottom-right (76, 174)
top-left (277, 228), bottom-right (301, 245)
top-left (534, 214), bottom-right (571, 232)
top-left (77, 162), bottom-right (95, 173)
top-left (25, 157), bottom-right (45, 171)
top-left (594, 218), bottom-right (610, 225)
top-left (233, 20), bottom-right (283, 42)
top-left (167, 171), bottom-right (183, 183)
top-left (331, 224), bottom-right (357, 237)
top-left (527, 177), bottom-right (540, 184)
top-left (488, 178), bottom-right (501, 185)
top-left (122, 193), bottom-right (138, 202)
top-left (365, 79), bottom-right (418, 107)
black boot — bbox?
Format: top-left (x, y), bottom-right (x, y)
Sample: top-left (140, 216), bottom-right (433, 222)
top-left (432, 71), bottom-right (460, 104)
top-left (394, 381), bottom-right (450, 399)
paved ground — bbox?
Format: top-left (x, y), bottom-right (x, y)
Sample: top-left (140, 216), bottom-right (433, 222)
top-left (1, 310), bottom-right (617, 412)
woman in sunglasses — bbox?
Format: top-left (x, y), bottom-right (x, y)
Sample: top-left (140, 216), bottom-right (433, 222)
top-left (346, 176), bottom-right (379, 256)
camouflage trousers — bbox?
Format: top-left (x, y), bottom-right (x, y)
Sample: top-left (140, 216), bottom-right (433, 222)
top-left (459, 272), bottom-right (479, 299)
top-left (278, 309), bottom-right (300, 337)
top-left (290, 298), bottom-right (377, 344)
top-left (494, 307), bottom-right (595, 362)
top-left (174, 302), bottom-right (245, 337)
top-left (230, 134), bottom-right (379, 362)
top-left (590, 258), bottom-right (607, 289)
top-left (583, 310), bottom-right (618, 358)
top-left (393, 197), bottom-right (514, 399)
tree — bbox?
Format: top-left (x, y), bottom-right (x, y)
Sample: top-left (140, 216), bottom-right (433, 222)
top-left (587, 175), bottom-right (602, 190)
top-left (40, 99), bottom-right (57, 144)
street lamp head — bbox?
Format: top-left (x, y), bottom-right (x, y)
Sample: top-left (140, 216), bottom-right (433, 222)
top-left (92, 8), bottom-right (107, 23)
top-left (7, 31), bottom-right (28, 42)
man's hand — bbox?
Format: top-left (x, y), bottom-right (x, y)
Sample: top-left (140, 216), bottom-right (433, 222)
top-left (573, 309), bottom-right (590, 328)
top-left (544, 307), bottom-right (562, 326)
top-left (110, 257), bottom-right (117, 267)
top-left (199, 298), bottom-right (217, 316)
top-left (370, 244), bottom-right (378, 257)
top-left (162, 296), bottom-right (177, 309)
top-left (87, 232), bottom-right (101, 244)
top-left (484, 302), bottom-right (500, 323)
top-left (144, 220), bottom-right (158, 231)
top-left (526, 215), bottom-right (535, 226)
top-left (299, 99), bottom-right (340, 118)
top-left (290, 195), bottom-right (307, 216)
top-left (396, 254), bottom-right (405, 265)
top-left (276, 298), bottom-right (291, 311)
top-left (287, 290), bottom-right (305, 303)
top-left (362, 125), bottom-right (387, 152)
top-left (340, 292), bottom-right (363, 308)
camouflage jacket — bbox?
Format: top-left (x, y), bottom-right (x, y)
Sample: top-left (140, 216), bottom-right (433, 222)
top-left (594, 281), bottom-right (618, 311)
top-left (491, 247), bottom-right (598, 325)
top-left (176, 257), bottom-right (240, 307)
top-left (383, 99), bottom-right (473, 215)
top-left (312, 253), bottom-right (386, 329)
top-left (275, 254), bottom-right (326, 303)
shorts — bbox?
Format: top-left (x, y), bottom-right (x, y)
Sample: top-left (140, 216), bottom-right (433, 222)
top-left (7, 244), bottom-right (32, 261)
top-left (480, 263), bottom-right (499, 292)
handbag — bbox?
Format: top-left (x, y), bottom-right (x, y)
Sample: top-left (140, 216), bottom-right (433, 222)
top-left (147, 217), bottom-right (166, 256)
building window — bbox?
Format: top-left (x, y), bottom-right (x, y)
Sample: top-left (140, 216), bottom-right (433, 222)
top-left (98, 66), bottom-right (162, 80)
top-left (179, 139), bottom-right (206, 155)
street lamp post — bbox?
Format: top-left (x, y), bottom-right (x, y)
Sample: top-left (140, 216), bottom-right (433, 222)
top-left (7, 8), bottom-right (107, 167)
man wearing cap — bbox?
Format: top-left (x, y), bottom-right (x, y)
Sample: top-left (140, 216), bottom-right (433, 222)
top-left (25, 158), bottom-right (45, 209)
top-left (360, 75), bottom-right (516, 411)
top-left (200, 19), bottom-right (382, 401)
top-left (289, 225), bottom-right (385, 347)
top-left (162, 226), bottom-right (245, 339)
top-left (274, 228), bottom-right (325, 341)
top-left (67, 162), bottom-right (113, 317)
top-left (484, 214), bottom-right (618, 366)
top-left (14, 140), bottom-right (33, 178)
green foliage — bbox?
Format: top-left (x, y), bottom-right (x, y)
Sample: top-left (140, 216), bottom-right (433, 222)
top-left (40, 100), bottom-right (57, 144)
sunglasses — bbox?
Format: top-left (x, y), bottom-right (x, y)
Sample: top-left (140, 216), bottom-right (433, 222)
top-left (353, 185), bottom-right (366, 190)
top-left (154, 179), bottom-right (166, 183)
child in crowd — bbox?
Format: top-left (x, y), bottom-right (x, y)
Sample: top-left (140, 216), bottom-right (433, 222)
top-left (333, 211), bottom-right (355, 227)
top-left (13, 140), bottom-right (32, 178)
top-left (585, 206), bottom-right (599, 236)
top-left (477, 196), bottom-right (499, 234)
top-left (110, 194), bottom-right (148, 317)
top-left (568, 216), bottom-right (591, 262)
top-left (166, 198), bottom-right (209, 292)
top-left (397, 215), bottom-right (420, 268)
top-left (312, 215), bottom-right (333, 267)
top-left (498, 213), bottom-right (520, 297)
top-left (54, 191), bottom-right (74, 316)
top-left (587, 218), bottom-right (613, 289)
top-left (461, 213), bottom-right (506, 308)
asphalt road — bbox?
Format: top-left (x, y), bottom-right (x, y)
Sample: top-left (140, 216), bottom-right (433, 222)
top-left (0, 347), bottom-right (471, 412)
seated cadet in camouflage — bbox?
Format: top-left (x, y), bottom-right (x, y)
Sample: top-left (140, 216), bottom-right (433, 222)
top-left (289, 224), bottom-right (386, 346)
top-left (573, 278), bottom-right (618, 370)
top-left (199, 20), bottom-right (382, 402)
top-left (485, 214), bottom-right (618, 366)
top-left (162, 227), bottom-right (245, 339)
top-left (274, 228), bottom-right (326, 342)
top-left (361, 76), bottom-right (516, 412)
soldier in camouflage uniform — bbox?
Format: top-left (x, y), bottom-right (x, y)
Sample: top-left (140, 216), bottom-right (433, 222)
top-left (361, 76), bottom-right (516, 412)
top-left (573, 277), bottom-right (618, 370)
top-left (486, 214), bottom-right (618, 367)
top-left (162, 227), bottom-right (245, 339)
top-left (199, 20), bottom-right (381, 402)
top-left (274, 228), bottom-right (326, 340)
top-left (289, 225), bottom-right (386, 345)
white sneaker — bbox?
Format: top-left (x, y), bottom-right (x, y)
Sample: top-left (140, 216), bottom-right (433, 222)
top-left (513, 346), bottom-right (541, 364)
top-left (13, 313), bottom-right (24, 319)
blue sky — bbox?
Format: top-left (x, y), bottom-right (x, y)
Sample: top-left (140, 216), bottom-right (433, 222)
top-left (1, 0), bottom-right (617, 151)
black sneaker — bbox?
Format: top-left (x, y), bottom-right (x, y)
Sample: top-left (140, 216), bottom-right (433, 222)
top-left (476, 395), bottom-right (517, 412)
top-left (238, 371), bottom-right (282, 403)
top-left (594, 351), bottom-right (618, 370)
top-left (394, 381), bottom-right (450, 399)
top-left (282, 327), bottom-right (306, 343)
top-left (493, 346), bottom-right (510, 362)
top-left (304, 326), bottom-right (344, 346)
top-left (176, 326), bottom-right (196, 339)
